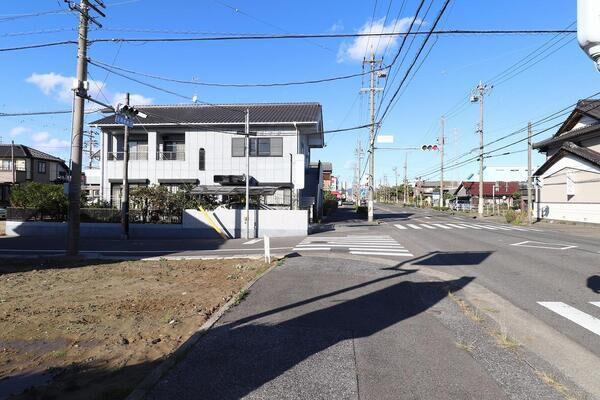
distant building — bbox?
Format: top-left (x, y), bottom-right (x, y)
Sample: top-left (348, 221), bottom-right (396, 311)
top-left (0, 144), bottom-right (69, 206)
top-left (533, 99), bottom-right (600, 224)
top-left (413, 180), bottom-right (460, 206)
top-left (322, 162), bottom-right (333, 191)
top-left (90, 102), bottom-right (326, 219)
top-left (82, 168), bottom-right (101, 204)
top-left (453, 181), bottom-right (521, 208)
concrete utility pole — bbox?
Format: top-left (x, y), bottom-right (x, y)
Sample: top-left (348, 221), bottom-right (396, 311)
top-left (362, 53), bottom-right (383, 222)
top-left (67, 0), bottom-right (90, 256)
top-left (439, 116), bottom-right (445, 208)
top-left (471, 81), bottom-right (491, 216)
top-left (10, 140), bottom-right (15, 184)
top-left (403, 154), bottom-right (408, 205)
top-left (121, 93), bottom-right (130, 239)
top-left (244, 109), bottom-right (251, 239)
top-left (393, 167), bottom-right (398, 204)
top-left (527, 121), bottom-right (533, 224)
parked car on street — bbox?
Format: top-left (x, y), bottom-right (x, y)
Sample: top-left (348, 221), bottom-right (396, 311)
top-left (0, 207), bottom-right (6, 220)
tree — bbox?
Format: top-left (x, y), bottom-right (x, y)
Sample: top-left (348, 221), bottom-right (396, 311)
top-left (10, 182), bottom-right (68, 219)
top-left (512, 191), bottom-right (521, 200)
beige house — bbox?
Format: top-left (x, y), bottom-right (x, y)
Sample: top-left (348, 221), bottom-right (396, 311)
top-left (533, 100), bottom-right (600, 224)
top-left (0, 144), bottom-right (69, 206)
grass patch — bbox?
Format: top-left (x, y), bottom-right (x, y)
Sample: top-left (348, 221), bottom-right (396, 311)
top-left (51, 349), bottom-right (68, 358)
top-left (233, 289), bottom-right (250, 306)
top-left (493, 331), bottom-right (520, 350)
top-left (455, 340), bottom-right (475, 354)
top-left (535, 371), bottom-right (576, 399)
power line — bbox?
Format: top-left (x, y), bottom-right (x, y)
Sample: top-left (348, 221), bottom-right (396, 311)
top-left (0, 9), bottom-right (70, 22)
top-left (88, 58), bottom-right (383, 87)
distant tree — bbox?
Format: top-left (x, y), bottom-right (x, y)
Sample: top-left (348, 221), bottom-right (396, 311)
top-left (10, 182), bottom-right (67, 217)
top-left (512, 191), bottom-right (521, 200)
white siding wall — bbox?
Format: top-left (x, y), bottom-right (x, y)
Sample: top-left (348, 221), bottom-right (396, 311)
top-left (101, 129), bottom-right (306, 202)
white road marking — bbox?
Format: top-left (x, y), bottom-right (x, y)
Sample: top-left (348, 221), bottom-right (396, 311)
top-left (445, 223), bottom-right (467, 229)
top-left (511, 241), bottom-right (577, 250)
top-left (476, 224), bottom-right (498, 230)
top-left (293, 247), bottom-right (331, 251)
top-left (407, 224), bottom-right (422, 230)
top-left (492, 225), bottom-right (512, 231)
top-left (243, 238), bottom-right (263, 245)
top-left (349, 248), bottom-right (410, 252)
top-left (296, 244), bottom-right (404, 248)
top-left (419, 224), bottom-right (436, 229)
top-left (538, 302), bottom-right (600, 337)
top-left (424, 216), bottom-right (432, 219)
top-left (431, 223), bottom-right (452, 230)
top-left (459, 224), bottom-right (482, 230)
top-left (394, 224), bottom-right (407, 230)
top-left (591, 302), bottom-right (600, 309)
top-left (350, 251), bottom-right (413, 257)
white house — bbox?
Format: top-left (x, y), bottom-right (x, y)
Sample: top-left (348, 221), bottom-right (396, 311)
top-left (90, 102), bottom-right (325, 214)
top-left (533, 100), bottom-right (600, 224)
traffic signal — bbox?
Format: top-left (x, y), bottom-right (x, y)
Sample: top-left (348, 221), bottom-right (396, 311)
top-left (116, 104), bottom-right (147, 119)
top-left (421, 144), bottom-right (439, 151)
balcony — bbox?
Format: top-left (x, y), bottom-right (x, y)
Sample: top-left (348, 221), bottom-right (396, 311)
top-left (156, 151), bottom-right (185, 161)
top-left (107, 151), bottom-right (148, 161)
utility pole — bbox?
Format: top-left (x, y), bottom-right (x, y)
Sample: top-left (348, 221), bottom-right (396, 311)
top-left (471, 81), bottom-right (491, 216)
top-left (362, 52), bottom-right (383, 222)
top-left (403, 154), bottom-right (408, 205)
top-left (393, 167), bottom-right (398, 204)
top-left (11, 141), bottom-right (15, 184)
top-left (66, 0), bottom-right (105, 256)
top-left (439, 116), bottom-right (445, 208)
top-left (83, 130), bottom-right (98, 169)
top-left (245, 109), bottom-right (251, 239)
top-left (121, 93), bottom-right (130, 239)
top-left (527, 121), bottom-right (533, 225)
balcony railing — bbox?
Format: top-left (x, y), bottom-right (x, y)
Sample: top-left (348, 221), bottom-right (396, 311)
top-left (107, 151), bottom-right (148, 161)
top-left (156, 151), bottom-right (185, 161)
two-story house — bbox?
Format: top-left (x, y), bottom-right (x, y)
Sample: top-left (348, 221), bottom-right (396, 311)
top-left (90, 102), bottom-right (325, 211)
top-left (0, 144), bottom-right (69, 206)
top-left (533, 99), bottom-right (600, 224)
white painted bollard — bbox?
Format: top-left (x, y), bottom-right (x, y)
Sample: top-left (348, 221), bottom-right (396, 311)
top-left (264, 236), bottom-right (271, 263)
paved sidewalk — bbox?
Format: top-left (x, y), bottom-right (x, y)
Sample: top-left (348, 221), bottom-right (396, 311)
top-left (143, 256), bottom-right (513, 400)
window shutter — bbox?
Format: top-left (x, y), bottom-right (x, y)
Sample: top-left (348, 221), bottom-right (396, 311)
top-left (232, 138), bottom-right (245, 157)
top-left (270, 138), bottom-right (283, 156)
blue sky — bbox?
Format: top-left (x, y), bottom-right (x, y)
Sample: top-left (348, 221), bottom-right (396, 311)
top-left (0, 0), bottom-right (597, 187)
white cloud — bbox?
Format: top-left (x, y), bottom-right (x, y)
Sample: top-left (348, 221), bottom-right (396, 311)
top-left (32, 131), bottom-right (50, 142)
top-left (329, 20), bottom-right (344, 33)
top-left (9, 127), bottom-right (29, 138)
top-left (112, 92), bottom-right (153, 107)
top-left (337, 17), bottom-right (421, 63)
top-left (343, 160), bottom-right (355, 170)
top-left (26, 72), bottom-right (152, 107)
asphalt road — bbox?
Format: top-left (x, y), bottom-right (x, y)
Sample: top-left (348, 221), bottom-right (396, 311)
top-left (371, 204), bottom-right (600, 360)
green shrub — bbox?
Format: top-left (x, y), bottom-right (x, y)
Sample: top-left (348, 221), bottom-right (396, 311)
top-left (10, 182), bottom-right (67, 215)
top-left (505, 209), bottom-right (516, 224)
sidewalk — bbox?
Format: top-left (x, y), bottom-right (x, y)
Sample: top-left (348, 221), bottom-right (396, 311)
top-left (139, 255), bottom-right (555, 400)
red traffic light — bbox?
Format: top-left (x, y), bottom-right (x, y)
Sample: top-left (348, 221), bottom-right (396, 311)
top-left (421, 144), bottom-right (439, 151)
top-left (432, 145), bottom-right (439, 151)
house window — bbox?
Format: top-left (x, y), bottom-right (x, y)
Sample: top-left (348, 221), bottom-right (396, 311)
top-left (199, 148), bottom-right (205, 171)
top-left (232, 137), bottom-right (283, 157)
top-left (38, 161), bottom-right (47, 174)
top-left (15, 160), bottom-right (25, 171)
top-left (232, 138), bottom-right (245, 157)
top-left (0, 160), bottom-right (11, 171)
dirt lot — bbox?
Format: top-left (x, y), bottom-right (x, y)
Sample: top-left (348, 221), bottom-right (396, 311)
top-left (0, 257), bottom-right (273, 399)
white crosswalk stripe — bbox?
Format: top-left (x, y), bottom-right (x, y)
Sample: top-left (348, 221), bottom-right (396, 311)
top-left (392, 221), bottom-right (543, 233)
top-left (294, 235), bottom-right (413, 257)
top-left (538, 302), bottom-right (600, 337)
top-left (420, 224), bottom-right (436, 229)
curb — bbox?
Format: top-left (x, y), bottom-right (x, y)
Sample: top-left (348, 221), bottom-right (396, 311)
top-left (125, 259), bottom-right (282, 400)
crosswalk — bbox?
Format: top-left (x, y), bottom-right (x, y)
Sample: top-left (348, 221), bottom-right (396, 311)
top-left (394, 222), bottom-right (541, 232)
top-left (293, 235), bottom-right (413, 258)
top-left (538, 301), bottom-right (600, 337)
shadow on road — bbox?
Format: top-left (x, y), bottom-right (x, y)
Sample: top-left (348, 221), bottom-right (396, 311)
top-left (142, 259), bottom-right (476, 399)
top-left (587, 275), bottom-right (600, 293)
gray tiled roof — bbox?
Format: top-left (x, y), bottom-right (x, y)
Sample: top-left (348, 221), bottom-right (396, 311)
top-left (90, 102), bottom-right (323, 126)
top-left (534, 142), bottom-right (600, 176)
top-left (0, 144), bottom-right (64, 162)
top-left (533, 122), bottom-right (600, 150)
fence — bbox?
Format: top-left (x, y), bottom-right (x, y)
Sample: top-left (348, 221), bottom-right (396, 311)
top-left (7, 207), bottom-right (182, 224)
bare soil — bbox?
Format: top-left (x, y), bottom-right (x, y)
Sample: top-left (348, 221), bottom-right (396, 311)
top-left (0, 257), bottom-right (272, 400)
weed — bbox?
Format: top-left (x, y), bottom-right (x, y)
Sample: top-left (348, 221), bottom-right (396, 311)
top-left (455, 340), bottom-right (475, 354)
top-left (535, 371), bottom-right (575, 399)
top-left (493, 331), bottom-right (520, 350)
top-left (51, 349), bottom-right (67, 358)
top-left (233, 290), bottom-right (250, 306)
